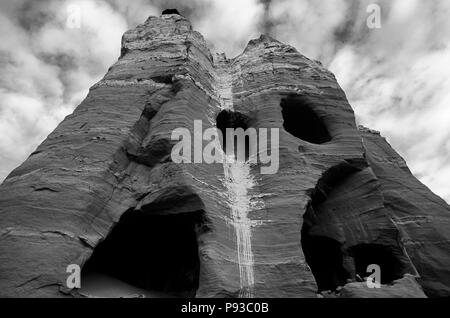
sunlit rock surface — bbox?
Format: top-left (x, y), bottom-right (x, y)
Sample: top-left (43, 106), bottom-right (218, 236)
top-left (0, 12), bottom-right (449, 298)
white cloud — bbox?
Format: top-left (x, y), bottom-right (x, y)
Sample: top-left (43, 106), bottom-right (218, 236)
top-left (327, 1), bottom-right (450, 203)
top-left (194, 0), bottom-right (264, 57)
top-left (267, 0), bottom-right (351, 63)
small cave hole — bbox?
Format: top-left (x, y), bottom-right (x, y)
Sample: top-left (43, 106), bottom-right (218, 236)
top-left (216, 110), bottom-right (252, 161)
top-left (151, 74), bottom-right (174, 84)
top-left (280, 96), bottom-right (331, 144)
top-left (80, 210), bottom-right (203, 298)
top-left (350, 244), bottom-right (404, 284)
top-left (162, 9), bottom-right (180, 15)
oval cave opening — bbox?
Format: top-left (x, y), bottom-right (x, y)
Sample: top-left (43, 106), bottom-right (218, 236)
top-left (162, 9), bottom-right (180, 15)
top-left (80, 210), bottom-right (203, 298)
top-left (280, 96), bottom-right (331, 144)
top-left (216, 110), bottom-right (252, 161)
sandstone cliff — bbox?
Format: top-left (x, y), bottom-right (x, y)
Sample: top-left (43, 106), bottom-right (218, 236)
top-left (0, 12), bottom-right (448, 298)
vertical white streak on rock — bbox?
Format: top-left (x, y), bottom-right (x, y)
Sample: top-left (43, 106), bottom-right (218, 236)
top-left (223, 157), bottom-right (256, 298)
top-left (216, 72), bottom-right (234, 111)
top-left (213, 59), bottom-right (259, 297)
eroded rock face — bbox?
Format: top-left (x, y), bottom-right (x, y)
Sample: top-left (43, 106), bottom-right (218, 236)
top-left (0, 12), bottom-right (449, 298)
top-left (338, 275), bottom-right (427, 298)
top-left (360, 127), bottom-right (450, 297)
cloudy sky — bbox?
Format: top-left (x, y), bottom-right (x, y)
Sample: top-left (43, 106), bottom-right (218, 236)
top-left (0, 0), bottom-right (449, 203)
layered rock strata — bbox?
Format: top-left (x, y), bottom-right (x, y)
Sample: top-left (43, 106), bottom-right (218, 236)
top-left (0, 12), bottom-right (449, 298)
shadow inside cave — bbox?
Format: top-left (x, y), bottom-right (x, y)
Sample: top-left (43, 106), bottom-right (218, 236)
top-left (80, 210), bottom-right (203, 298)
top-left (350, 244), bottom-right (405, 284)
top-left (280, 95), bottom-right (331, 144)
top-left (301, 226), bottom-right (350, 292)
top-left (216, 109), bottom-right (252, 161)
top-left (301, 164), bottom-right (407, 292)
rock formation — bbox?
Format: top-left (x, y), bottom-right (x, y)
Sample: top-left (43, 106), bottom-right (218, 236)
top-left (0, 11), bottom-right (449, 298)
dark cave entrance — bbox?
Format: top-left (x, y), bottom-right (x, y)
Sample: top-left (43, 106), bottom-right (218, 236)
top-left (350, 244), bottom-right (404, 284)
top-left (300, 163), bottom-right (407, 292)
top-left (300, 165), bottom-right (355, 292)
top-left (162, 9), bottom-right (180, 15)
top-left (216, 110), bottom-right (252, 161)
top-left (280, 96), bottom-right (331, 144)
top-left (301, 224), bottom-right (349, 292)
top-left (81, 210), bottom-right (203, 298)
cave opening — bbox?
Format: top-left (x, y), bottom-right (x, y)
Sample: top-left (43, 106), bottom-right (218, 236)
top-left (350, 244), bottom-right (404, 284)
top-left (80, 210), bottom-right (203, 298)
top-left (301, 223), bottom-right (349, 292)
top-left (301, 163), bottom-right (407, 292)
top-left (216, 110), bottom-right (252, 161)
top-left (162, 9), bottom-right (180, 15)
top-left (280, 96), bottom-right (331, 144)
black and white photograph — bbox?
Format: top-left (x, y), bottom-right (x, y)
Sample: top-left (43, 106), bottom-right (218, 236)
top-left (0, 0), bottom-right (449, 308)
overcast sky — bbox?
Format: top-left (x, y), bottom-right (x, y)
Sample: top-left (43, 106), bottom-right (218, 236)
top-left (0, 0), bottom-right (449, 203)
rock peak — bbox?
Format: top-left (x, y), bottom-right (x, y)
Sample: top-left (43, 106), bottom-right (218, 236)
top-left (242, 34), bottom-right (290, 55)
top-left (250, 34), bottom-right (280, 46)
